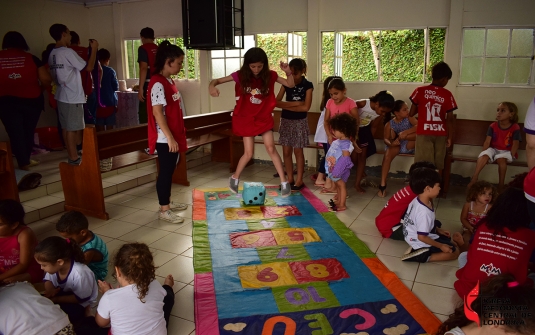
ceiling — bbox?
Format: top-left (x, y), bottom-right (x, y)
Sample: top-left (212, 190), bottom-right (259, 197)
top-left (51, 0), bottom-right (147, 7)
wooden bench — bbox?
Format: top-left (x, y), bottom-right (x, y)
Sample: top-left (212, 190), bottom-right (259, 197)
top-left (60, 111), bottom-right (234, 220)
top-left (442, 118), bottom-right (528, 189)
top-left (0, 141), bottom-right (19, 201)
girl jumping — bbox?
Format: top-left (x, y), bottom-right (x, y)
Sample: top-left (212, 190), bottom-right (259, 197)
top-left (209, 47), bottom-right (294, 197)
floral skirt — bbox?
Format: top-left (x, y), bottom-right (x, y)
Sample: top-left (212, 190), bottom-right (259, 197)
top-left (278, 117), bottom-right (310, 148)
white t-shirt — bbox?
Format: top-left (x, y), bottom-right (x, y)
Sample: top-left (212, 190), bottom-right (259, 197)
top-left (48, 46), bottom-right (86, 104)
top-left (314, 108), bottom-right (328, 143)
top-left (0, 282), bottom-right (70, 335)
top-left (151, 79), bottom-right (175, 144)
top-left (358, 99), bottom-right (380, 127)
top-left (44, 261), bottom-right (98, 307)
top-left (402, 197), bottom-right (439, 249)
top-left (97, 279), bottom-right (167, 335)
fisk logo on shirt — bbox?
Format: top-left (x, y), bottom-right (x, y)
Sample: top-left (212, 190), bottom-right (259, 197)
top-left (423, 124), bottom-right (445, 131)
top-left (425, 101), bottom-right (442, 121)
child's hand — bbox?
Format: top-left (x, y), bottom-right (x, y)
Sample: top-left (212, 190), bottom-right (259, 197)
top-left (44, 286), bottom-right (61, 298)
top-left (447, 138), bottom-right (452, 147)
top-left (392, 138), bottom-right (400, 146)
top-left (437, 228), bottom-right (451, 237)
top-left (279, 61), bottom-right (291, 75)
top-left (168, 138), bottom-right (179, 153)
top-left (209, 86), bottom-right (220, 97)
top-left (354, 143), bottom-right (362, 154)
top-left (89, 39), bottom-right (99, 49)
top-left (440, 244), bottom-right (453, 253)
top-left (98, 280), bottom-right (113, 294)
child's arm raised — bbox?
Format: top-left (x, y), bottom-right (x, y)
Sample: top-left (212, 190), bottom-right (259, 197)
top-left (460, 202), bottom-right (474, 233)
top-left (209, 75), bottom-right (233, 97)
top-left (0, 228), bottom-right (37, 282)
top-left (276, 61), bottom-right (294, 88)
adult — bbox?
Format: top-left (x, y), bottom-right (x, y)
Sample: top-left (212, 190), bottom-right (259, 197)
top-left (0, 31), bottom-right (51, 170)
top-left (137, 27), bottom-right (158, 124)
top-left (525, 96), bottom-right (535, 169)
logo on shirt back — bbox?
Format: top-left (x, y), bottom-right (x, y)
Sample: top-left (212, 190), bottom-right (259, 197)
top-left (480, 263), bottom-right (502, 276)
top-left (8, 73), bottom-right (21, 79)
top-left (425, 101), bottom-right (442, 122)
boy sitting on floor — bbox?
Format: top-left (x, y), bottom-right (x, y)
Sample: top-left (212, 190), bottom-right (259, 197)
top-left (56, 211), bottom-right (108, 281)
top-left (401, 168), bottom-right (461, 263)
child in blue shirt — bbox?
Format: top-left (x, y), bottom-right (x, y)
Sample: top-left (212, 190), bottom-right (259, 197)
top-left (56, 211), bottom-right (108, 281)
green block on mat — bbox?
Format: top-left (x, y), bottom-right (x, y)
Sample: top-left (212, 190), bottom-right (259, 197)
top-left (246, 218), bottom-right (290, 231)
top-left (193, 220), bottom-right (212, 273)
top-left (272, 282), bottom-right (340, 313)
top-left (257, 245), bottom-right (311, 263)
top-left (321, 212), bottom-right (376, 259)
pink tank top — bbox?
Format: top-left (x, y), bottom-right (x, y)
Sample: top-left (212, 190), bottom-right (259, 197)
top-left (0, 226), bottom-right (43, 282)
top-left (466, 202), bottom-right (489, 226)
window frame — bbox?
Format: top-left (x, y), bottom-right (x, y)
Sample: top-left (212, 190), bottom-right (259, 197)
top-left (123, 36), bottom-right (199, 80)
top-left (209, 31), bottom-right (308, 79)
top-left (321, 26), bottom-right (448, 84)
top-left (459, 26), bottom-right (535, 87)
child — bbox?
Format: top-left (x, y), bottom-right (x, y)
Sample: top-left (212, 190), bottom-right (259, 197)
top-left (95, 243), bottom-right (175, 334)
top-left (468, 102), bottom-right (521, 191)
top-left (375, 161), bottom-right (436, 239)
top-left (459, 181), bottom-right (496, 245)
top-left (0, 199), bottom-right (42, 284)
top-left (137, 27), bottom-right (158, 124)
top-left (436, 274), bottom-right (535, 335)
top-left (275, 58), bottom-right (314, 190)
top-left (324, 113), bottom-right (357, 211)
top-left (401, 168), bottom-right (461, 262)
top-left (354, 91), bottom-right (396, 193)
top-left (48, 24), bottom-right (98, 165)
top-left (147, 41), bottom-right (189, 224)
top-left (35, 236), bottom-right (98, 324)
top-left (321, 77), bottom-right (360, 194)
top-left (312, 75), bottom-right (341, 187)
top-left (95, 48), bottom-right (118, 132)
top-left (55, 211), bottom-right (109, 281)
top-left (410, 61), bottom-right (457, 174)
top-left (209, 47), bottom-right (294, 197)
top-left (454, 187), bottom-right (535, 298)
top-left (377, 100), bottom-right (418, 197)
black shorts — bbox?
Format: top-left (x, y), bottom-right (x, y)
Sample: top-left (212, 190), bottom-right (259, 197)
top-left (358, 125), bottom-right (376, 157)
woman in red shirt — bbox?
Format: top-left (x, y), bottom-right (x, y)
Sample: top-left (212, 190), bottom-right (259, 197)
top-left (0, 31), bottom-right (51, 170)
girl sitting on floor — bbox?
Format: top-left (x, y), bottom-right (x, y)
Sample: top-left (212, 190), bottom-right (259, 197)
top-left (459, 180), bottom-right (496, 245)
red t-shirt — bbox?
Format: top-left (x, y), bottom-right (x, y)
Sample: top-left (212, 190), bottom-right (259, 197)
top-left (147, 74), bottom-right (187, 154)
top-left (454, 222), bottom-right (535, 298)
top-left (140, 43), bottom-right (158, 76)
top-left (525, 167), bottom-right (535, 203)
top-left (0, 49), bottom-right (41, 99)
top-left (410, 84), bottom-right (457, 136)
top-left (488, 122), bottom-right (521, 151)
top-left (375, 186), bottom-right (417, 238)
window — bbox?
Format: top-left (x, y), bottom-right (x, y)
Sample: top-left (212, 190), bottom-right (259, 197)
top-left (210, 32), bottom-right (308, 79)
top-left (321, 28), bottom-right (446, 83)
top-left (124, 37), bottom-right (198, 80)
top-left (460, 28), bottom-right (535, 85)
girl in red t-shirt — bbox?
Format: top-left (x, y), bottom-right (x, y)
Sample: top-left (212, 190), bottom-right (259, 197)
top-left (0, 199), bottom-right (43, 284)
top-left (209, 47), bottom-right (294, 197)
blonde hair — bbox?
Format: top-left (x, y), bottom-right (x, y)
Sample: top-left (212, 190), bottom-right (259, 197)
top-left (499, 101), bottom-right (518, 124)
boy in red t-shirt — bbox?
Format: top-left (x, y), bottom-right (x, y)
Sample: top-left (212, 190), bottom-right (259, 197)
top-left (375, 161), bottom-right (436, 239)
top-left (409, 62), bottom-right (457, 173)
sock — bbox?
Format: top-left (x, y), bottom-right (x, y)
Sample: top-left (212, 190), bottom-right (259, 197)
top-left (281, 182), bottom-right (288, 187)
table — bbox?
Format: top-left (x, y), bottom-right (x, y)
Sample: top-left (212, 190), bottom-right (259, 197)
top-left (116, 91), bottom-right (139, 128)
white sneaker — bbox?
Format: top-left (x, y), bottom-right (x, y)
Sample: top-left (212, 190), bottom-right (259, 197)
top-left (229, 176), bottom-right (239, 193)
top-left (159, 210), bottom-right (184, 223)
top-left (168, 201), bottom-right (188, 211)
top-left (280, 182), bottom-right (291, 197)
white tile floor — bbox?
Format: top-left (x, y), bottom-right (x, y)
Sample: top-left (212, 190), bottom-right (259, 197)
top-left (27, 161), bottom-right (468, 334)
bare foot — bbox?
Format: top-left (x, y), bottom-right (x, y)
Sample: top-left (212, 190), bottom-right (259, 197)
top-left (335, 206), bottom-right (347, 211)
top-left (164, 274), bottom-right (174, 288)
top-left (453, 232), bottom-right (464, 247)
top-left (354, 185), bottom-right (366, 194)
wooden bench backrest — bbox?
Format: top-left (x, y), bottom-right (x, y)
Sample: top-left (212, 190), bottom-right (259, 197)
top-left (97, 110), bottom-right (233, 159)
top-left (272, 110), bottom-right (321, 134)
top-left (454, 118), bottom-right (526, 150)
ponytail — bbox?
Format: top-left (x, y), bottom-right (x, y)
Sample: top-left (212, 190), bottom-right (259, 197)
top-left (152, 40), bottom-right (185, 75)
top-left (113, 243), bottom-right (156, 302)
top-left (35, 236), bottom-right (85, 263)
top-left (435, 274), bottom-right (535, 335)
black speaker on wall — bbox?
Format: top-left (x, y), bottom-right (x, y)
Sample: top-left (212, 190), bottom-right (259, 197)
top-left (182, 0), bottom-right (244, 50)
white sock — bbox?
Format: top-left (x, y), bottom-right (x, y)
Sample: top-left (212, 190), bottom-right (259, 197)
top-left (281, 182), bottom-right (288, 187)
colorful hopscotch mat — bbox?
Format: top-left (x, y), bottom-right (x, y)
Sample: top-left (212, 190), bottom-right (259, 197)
top-left (193, 187), bottom-right (440, 335)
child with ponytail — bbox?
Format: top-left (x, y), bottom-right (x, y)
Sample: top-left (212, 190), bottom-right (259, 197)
top-left (34, 236), bottom-right (98, 324)
top-left (95, 242), bottom-right (175, 334)
top-left (436, 274), bottom-right (535, 335)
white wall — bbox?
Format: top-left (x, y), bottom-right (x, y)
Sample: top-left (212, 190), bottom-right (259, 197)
top-left (1, 0), bottom-right (534, 182)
